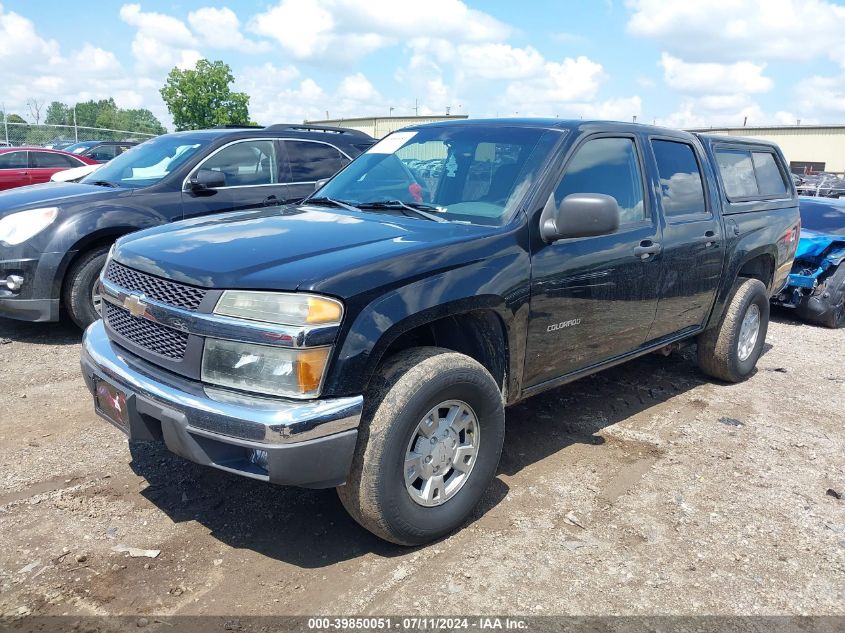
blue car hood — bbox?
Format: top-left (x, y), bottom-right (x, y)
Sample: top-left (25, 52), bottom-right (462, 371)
top-left (796, 229), bottom-right (845, 259)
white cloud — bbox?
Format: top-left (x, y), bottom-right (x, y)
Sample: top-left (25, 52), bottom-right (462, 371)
top-left (655, 95), bottom-right (790, 129)
top-left (627, 0), bottom-right (845, 66)
top-left (0, 3), bottom-right (59, 64)
top-left (795, 74), bottom-right (845, 120)
top-left (337, 73), bottom-right (380, 102)
top-left (660, 53), bottom-right (773, 95)
top-left (0, 4), bottom-right (172, 126)
top-left (119, 4), bottom-right (202, 71)
top-left (502, 56), bottom-right (606, 109)
top-left (457, 43), bottom-right (546, 80)
top-left (237, 64), bottom-right (386, 124)
top-left (249, 0), bottom-right (510, 62)
top-left (187, 7), bottom-right (271, 53)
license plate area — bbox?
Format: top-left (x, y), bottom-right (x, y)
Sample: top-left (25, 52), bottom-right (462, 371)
top-left (94, 377), bottom-right (130, 431)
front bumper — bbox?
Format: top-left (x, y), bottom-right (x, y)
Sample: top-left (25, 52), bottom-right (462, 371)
top-left (0, 253), bottom-right (65, 322)
top-left (80, 320), bottom-right (362, 488)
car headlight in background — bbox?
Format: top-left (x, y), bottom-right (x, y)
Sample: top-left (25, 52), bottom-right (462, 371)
top-left (0, 207), bottom-right (59, 245)
top-left (214, 291), bottom-right (343, 326)
top-left (201, 338), bottom-right (330, 398)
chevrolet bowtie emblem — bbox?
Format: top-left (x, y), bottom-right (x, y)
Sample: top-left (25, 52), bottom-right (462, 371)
top-left (123, 294), bottom-right (148, 318)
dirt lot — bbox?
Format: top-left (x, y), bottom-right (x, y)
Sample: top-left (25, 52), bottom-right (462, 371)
top-left (1, 311), bottom-right (844, 620)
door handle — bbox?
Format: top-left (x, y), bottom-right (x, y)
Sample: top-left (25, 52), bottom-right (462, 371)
top-left (263, 195), bottom-right (278, 207)
top-left (696, 230), bottom-right (720, 247)
top-left (633, 240), bottom-right (661, 260)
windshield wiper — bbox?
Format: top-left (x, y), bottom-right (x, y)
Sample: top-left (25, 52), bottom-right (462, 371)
top-left (357, 200), bottom-right (448, 223)
top-left (87, 180), bottom-right (119, 188)
top-left (306, 196), bottom-right (360, 213)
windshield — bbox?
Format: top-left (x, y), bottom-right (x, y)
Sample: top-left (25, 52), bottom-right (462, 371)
top-left (799, 198), bottom-right (845, 236)
top-left (80, 135), bottom-right (208, 189)
top-left (314, 125), bottom-right (555, 225)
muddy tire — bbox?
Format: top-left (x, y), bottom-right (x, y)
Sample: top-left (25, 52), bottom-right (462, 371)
top-left (64, 246), bottom-right (109, 330)
top-left (697, 277), bottom-right (769, 383)
top-left (337, 347), bottom-right (504, 546)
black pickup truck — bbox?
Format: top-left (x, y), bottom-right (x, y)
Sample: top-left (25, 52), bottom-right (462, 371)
top-left (81, 119), bottom-right (800, 545)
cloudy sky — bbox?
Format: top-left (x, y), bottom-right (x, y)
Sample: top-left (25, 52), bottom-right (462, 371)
top-left (2, 0), bottom-right (845, 130)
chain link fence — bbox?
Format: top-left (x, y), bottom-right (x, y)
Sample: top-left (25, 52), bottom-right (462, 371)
top-left (1, 123), bottom-right (158, 148)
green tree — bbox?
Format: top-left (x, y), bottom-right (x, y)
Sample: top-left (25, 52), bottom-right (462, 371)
top-left (116, 108), bottom-right (167, 135)
top-left (74, 98), bottom-right (118, 128)
top-left (160, 59), bottom-right (250, 131)
top-left (45, 101), bottom-right (70, 125)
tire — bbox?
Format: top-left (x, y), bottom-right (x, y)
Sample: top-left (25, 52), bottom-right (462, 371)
top-left (337, 347), bottom-right (505, 546)
top-left (697, 277), bottom-right (769, 383)
top-left (64, 246), bottom-right (110, 329)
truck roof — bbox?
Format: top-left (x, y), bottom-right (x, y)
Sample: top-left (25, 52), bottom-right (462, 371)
top-left (692, 132), bottom-right (782, 150)
top-left (404, 117), bottom-right (704, 140)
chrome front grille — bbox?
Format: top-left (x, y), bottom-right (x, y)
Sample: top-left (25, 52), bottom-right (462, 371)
top-left (104, 261), bottom-right (207, 311)
top-left (104, 303), bottom-right (189, 360)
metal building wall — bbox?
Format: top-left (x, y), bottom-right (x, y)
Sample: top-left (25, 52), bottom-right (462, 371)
top-left (690, 126), bottom-right (845, 172)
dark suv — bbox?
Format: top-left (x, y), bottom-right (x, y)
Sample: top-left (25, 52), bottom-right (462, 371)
top-left (0, 124), bottom-right (373, 327)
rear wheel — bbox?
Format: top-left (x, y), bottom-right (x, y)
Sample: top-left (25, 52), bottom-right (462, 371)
top-left (337, 347), bottom-right (505, 545)
top-left (697, 277), bottom-right (769, 382)
top-left (64, 246), bottom-right (109, 329)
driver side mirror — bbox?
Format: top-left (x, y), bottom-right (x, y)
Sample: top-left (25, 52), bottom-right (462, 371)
top-left (189, 168), bottom-right (226, 191)
top-left (541, 193), bottom-right (621, 242)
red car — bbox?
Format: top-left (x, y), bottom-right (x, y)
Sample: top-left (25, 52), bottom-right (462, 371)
top-left (0, 147), bottom-right (99, 191)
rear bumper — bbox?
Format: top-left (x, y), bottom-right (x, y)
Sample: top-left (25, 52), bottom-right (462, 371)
top-left (80, 320), bottom-right (362, 488)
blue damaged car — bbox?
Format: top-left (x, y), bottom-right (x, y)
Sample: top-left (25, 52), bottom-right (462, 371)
top-left (772, 196), bottom-right (845, 327)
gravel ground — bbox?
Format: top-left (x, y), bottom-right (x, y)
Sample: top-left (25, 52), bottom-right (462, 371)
top-left (0, 310), bottom-right (843, 620)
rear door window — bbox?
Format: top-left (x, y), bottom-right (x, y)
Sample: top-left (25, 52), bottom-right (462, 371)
top-left (715, 148), bottom-right (788, 199)
top-left (752, 151), bottom-right (787, 195)
top-left (651, 140), bottom-right (707, 216)
top-left (284, 141), bottom-right (349, 182)
top-left (32, 151), bottom-right (79, 168)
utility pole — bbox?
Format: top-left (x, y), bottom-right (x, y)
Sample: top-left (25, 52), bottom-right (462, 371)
top-left (414, 98), bottom-right (418, 116)
top-left (73, 106), bottom-right (78, 142)
top-left (2, 103), bottom-right (8, 145)
top-left (389, 106), bottom-right (395, 117)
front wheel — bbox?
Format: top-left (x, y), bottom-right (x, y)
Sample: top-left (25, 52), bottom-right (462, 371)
top-left (64, 246), bottom-right (109, 329)
top-left (337, 347), bottom-right (505, 546)
top-left (697, 277), bottom-right (769, 382)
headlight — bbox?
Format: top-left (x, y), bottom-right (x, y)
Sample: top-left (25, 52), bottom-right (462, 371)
top-left (0, 207), bottom-right (59, 245)
top-left (214, 291), bottom-right (343, 326)
top-left (202, 338), bottom-right (330, 398)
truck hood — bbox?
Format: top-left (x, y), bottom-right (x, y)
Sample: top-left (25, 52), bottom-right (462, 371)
top-left (113, 204), bottom-right (500, 295)
top-left (0, 181), bottom-right (123, 217)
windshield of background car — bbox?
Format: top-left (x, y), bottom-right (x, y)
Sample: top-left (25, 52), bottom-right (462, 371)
top-left (80, 135), bottom-right (208, 188)
top-left (315, 126), bottom-right (556, 225)
top-left (799, 199), bottom-right (845, 236)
